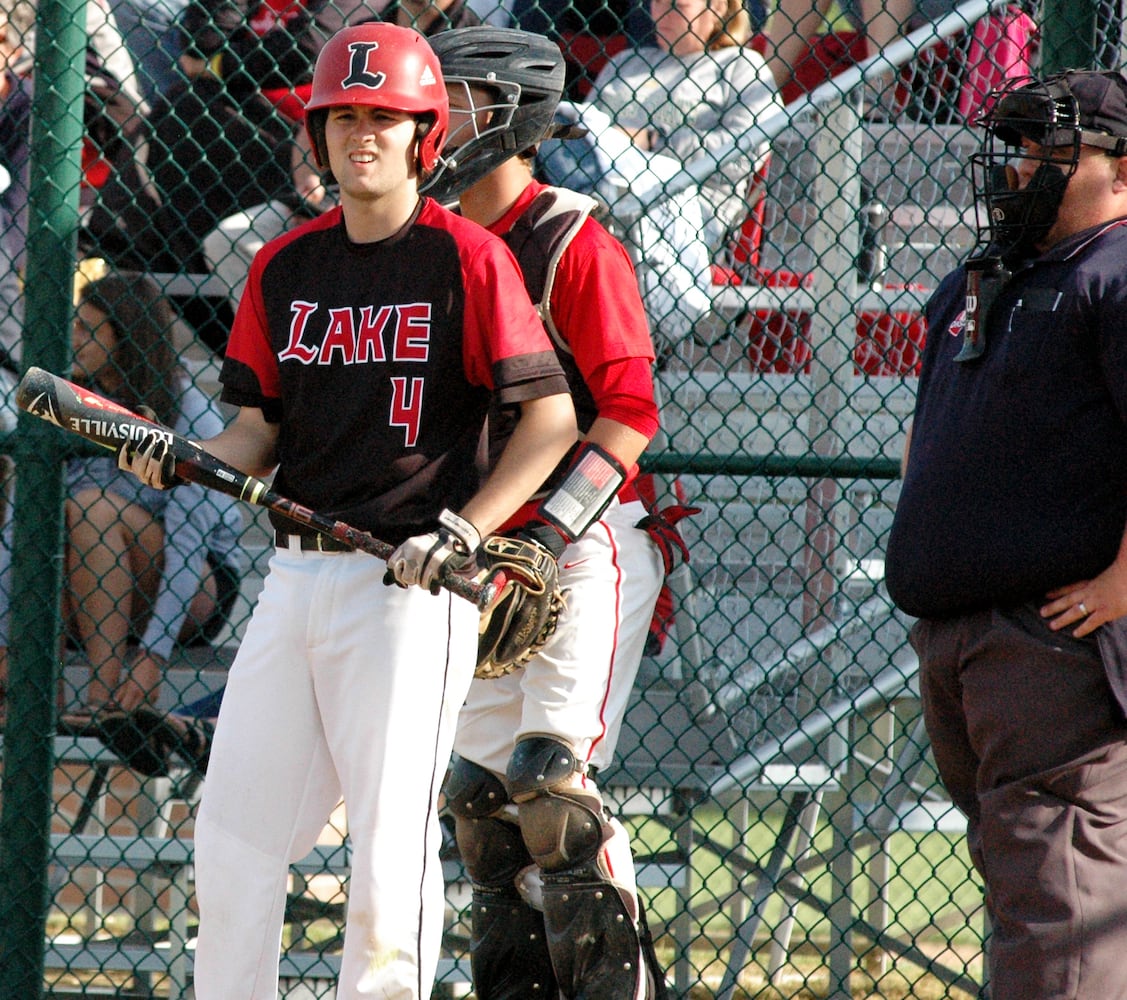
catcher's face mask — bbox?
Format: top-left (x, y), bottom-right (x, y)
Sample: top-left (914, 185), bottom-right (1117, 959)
top-left (971, 76), bottom-right (1083, 258)
top-left (421, 27), bottom-right (569, 203)
top-left (437, 78), bottom-right (521, 180)
top-left (971, 73), bottom-right (1127, 257)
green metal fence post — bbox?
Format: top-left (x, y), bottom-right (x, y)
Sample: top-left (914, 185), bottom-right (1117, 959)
top-left (1040, 0), bottom-right (1100, 73)
top-left (0, 0), bottom-right (87, 995)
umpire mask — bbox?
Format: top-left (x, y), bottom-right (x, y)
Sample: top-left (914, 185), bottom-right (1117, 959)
top-left (971, 72), bottom-right (1127, 258)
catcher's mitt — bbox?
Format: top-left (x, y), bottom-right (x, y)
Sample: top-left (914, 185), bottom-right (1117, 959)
top-left (94, 706), bottom-right (213, 778)
top-left (476, 533), bottom-right (567, 679)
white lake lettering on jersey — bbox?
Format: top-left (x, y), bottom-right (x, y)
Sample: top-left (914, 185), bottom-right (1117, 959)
top-left (278, 299), bottom-right (433, 446)
top-left (279, 300), bottom-right (433, 365)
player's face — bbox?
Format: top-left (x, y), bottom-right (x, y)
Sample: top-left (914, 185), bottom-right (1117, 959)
top-left (72, 301), bottom-right (119, 388)
top-left (324, 105), bottom-right (420, 199)
top-left (651, 0), bottom-right (719, 55)
top-left (445, 83), bottom-right (494, 153)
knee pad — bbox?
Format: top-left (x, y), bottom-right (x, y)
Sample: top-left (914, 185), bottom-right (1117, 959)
top-left (446, 753), bottom-right (510, 820)
top-left (506, 735), bottom-right (586, 800)
top-left (454, 813), bottom-right (532, 889)
top-left (507, 736), bottom-right (611, 873)
top-left (445, 755), bottom-right (530, 887)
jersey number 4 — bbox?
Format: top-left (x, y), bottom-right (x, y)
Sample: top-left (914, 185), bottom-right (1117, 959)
top-left (390, 376), bottom-right (423, 447)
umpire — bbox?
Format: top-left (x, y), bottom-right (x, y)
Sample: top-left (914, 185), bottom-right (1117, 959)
top-left (886, 70), bottom-right (1127, 1000)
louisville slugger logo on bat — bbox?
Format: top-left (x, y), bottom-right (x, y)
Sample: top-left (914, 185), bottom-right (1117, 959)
top-left (18, 367), bottom-right (175, 449)
top-left (17, 367), bottom-right (266, 503)
top-left (20, 369), bottom-right (173, 448)
top-left (15, 366), bottom-right (493, 610)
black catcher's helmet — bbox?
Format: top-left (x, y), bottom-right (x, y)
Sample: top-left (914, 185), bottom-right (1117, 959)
top-left (421, 27), bottom-right (567, 203)
top-left (971, 71), bottom-right (1127, 258)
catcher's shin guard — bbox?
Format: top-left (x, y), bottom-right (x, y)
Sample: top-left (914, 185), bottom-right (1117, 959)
top-left (445, 756), bottom-right (557, 999)
top-left (540, 863), bottom-right (650, 1000)
top-left (466, 882), bottom-right (558, 999)
top-left (508, 737), bottom-right (654, 999)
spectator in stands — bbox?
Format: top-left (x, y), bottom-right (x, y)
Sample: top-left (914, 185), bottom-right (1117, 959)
top-left (538, 0), bottom-right (783, 351)
top-left (585, 0), bottom-right (777, 235)
top-left (0, 273), bottom-right (245, 712)
top-left (109, 0), bottom-right (190, 101)
top-left (0, 0), bottom-right (181, 275)
top-left (9, 0), bottom-right (150, 118)
top-left (143, 24), bottom-right (316, 280)
top-left (886, 70), bottom-right (1127, 999)
top-left (765, 0), bottom-right (975, 116)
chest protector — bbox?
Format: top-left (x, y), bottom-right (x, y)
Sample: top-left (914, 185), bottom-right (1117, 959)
top-left (502, 187), bottom-right (598, 431)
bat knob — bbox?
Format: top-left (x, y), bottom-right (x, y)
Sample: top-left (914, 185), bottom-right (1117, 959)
top-left (476, 579), bottom-right (498, 613)
top-left (15, 366), bottom-right (54, 413)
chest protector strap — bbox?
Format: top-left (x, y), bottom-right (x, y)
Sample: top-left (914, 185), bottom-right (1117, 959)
top-left (503, 187), bottom-right (597, 352)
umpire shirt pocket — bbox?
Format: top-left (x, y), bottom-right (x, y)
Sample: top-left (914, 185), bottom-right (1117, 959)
top-left (995, 288), bottom-right (1065, 384)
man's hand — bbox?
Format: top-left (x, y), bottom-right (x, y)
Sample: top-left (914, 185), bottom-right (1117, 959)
top-left (384, 509), bottom-right (481, 595)
top-left (116, 430), bottom-right (183, 490)
top-left (1042, 558), bottom-right (1127, 637)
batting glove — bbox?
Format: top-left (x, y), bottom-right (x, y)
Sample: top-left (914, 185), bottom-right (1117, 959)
top-left (384, 509), bottom-right (481, 595)
top-left (635, 504), bottom-right (701, 575)
top-left (117, 429), bottom-right (182, 490)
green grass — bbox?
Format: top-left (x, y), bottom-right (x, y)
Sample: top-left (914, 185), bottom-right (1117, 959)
top-left (42, 796), bottom-right (985, 998)
top-left (624, 799), bottom-right (985, 998)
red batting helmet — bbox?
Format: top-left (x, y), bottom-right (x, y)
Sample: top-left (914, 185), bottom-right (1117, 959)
top-left (305, 23), bottom-right (449, 174)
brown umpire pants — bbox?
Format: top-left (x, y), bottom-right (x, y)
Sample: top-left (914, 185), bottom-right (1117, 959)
top-left (912, 603), bottom-right (1127, 1000)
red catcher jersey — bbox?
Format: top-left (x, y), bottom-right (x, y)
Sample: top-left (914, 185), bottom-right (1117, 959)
top-left (492, 181), bottom-right (657, 440)
top-left (219, 197), bottom-right (569, 543)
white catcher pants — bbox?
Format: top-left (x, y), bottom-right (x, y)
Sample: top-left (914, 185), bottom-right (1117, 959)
top-left (192, 545), bottom-right (478, 999)
top-left (455, 499), bottom-right (663, 779)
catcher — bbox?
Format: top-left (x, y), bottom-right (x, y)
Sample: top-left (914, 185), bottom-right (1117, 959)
top-left (423, 28), bottom-right (695, 1000)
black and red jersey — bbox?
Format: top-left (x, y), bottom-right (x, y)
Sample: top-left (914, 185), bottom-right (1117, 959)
top-left (219, 197), bottom-right (569, 543)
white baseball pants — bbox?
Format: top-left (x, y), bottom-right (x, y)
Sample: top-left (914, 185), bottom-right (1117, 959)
top-left (192, 544), bottom-right (478, 999)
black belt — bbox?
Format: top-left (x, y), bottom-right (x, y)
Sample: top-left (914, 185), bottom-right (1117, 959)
top-left (275, 530), bottom-right (354, 552)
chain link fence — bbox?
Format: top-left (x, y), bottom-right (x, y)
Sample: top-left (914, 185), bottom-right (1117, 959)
top-left (0, 0), bottom-right (1112, 996)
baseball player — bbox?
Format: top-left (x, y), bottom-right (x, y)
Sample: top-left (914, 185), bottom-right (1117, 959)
top-left (423, 27), bottom-right (682, 1000)
top-left (119, 22), bottom-right (576, 999)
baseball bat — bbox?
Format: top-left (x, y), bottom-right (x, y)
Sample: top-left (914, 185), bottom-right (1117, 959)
top-left (16, 366), bottom-right (494, 611)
